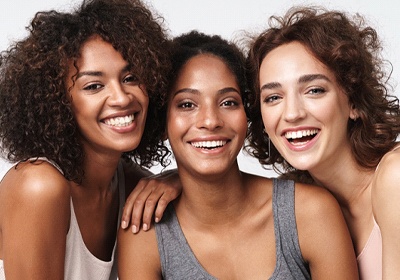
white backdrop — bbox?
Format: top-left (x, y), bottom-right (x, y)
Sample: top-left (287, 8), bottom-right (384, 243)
top-left (1, 0), bottom-right (399, 179)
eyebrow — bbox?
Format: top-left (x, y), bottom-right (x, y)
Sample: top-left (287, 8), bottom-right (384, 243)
top-left (75, 65), bottom-right (131, 80)
top-left (76, 71), bottom-right (103, 79)
top-left (173, 87), bottom-right (240, 97)
top-left (260, 74), bottom-right (331, 91)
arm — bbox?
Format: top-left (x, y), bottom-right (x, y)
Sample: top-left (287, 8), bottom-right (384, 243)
top-left (1, 162), bottom-right (70, 279)
top-left (372, 150), bottom-right (400, 279)
top-left (296, 184), bottom-right (358, 279)
top-left (117, 225), bottom-right (162, 279)
top-left (121, 164), bottom-right (181, 233)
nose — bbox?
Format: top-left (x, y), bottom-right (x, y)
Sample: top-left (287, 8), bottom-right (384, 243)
top-left (196, 103), bottom-right (224, 130)
top-left (108, 82), bottom-right (132, 107)
top-left (282, 94), bottom-right (306, 122)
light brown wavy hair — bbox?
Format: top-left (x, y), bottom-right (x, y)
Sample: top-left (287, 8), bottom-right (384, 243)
top-left (0, 0), bottom-right (171, 183)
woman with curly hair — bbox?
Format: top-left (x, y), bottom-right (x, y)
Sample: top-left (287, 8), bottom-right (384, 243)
top-left (0, 0), bottom-right (179, 279)
top-left (246, 7), bottom-right (400, 279)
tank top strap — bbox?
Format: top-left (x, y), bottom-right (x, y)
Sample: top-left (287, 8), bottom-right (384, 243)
top-left (271, 178), bottom-right (311, 279)
top-left (26, 157), bottom-right (64, 175)
top-left (272, 178), bottom-right (301, 257)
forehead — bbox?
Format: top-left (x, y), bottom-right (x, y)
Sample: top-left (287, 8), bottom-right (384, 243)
top-left (174, 54), bottom-right (238, 87)
top-left (67, 36), bottom-right (127, 76)
top-left (259, 42), bottom-right (335, 83)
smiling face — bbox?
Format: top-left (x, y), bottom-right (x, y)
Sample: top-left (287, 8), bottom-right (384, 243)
top-left (259, 41), bottom-right (357, 173)
top-left (167, 54), bottom-right (247, 178)
top-left (67, 36), bottom-right (149, 158)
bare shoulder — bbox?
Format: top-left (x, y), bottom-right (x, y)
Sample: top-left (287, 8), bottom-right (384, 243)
top-left (292, 181), bottom-right (345, 237)
top-left (0, 160), bottom-right (71, 278)
top-left (117, 225), bottom-right (161, 279)
top-left (373, 146), bottom-right (400, 188)
top-left (118, 224), bottom-right (157, 251)
top-left (293, 181), bottom-right (340, 215)
top-left (293, 182), bottom-right (358, 278)
top-left (0, 160), bottom-right (71, 223)
top-left (372, 146), bottom-right (400, 226)
top-left (1, 160), bottom-right (70, 200)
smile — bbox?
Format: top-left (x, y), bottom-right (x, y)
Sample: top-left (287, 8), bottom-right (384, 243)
top-left (190, 140), bottom-right (227, 150)
top-left (284, 129), bottom-right (319, 144)
top-left (103, 114), bottom-right (135, 127)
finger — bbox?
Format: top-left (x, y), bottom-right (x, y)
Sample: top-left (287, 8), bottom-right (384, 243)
top-left (129, 184), bottom-right (155, 233)
top-left (120, 179), bottom-right (148, 229)
top-left (141, 194), bottom-right (158, 231)
top-left (154, 188), bottom-right (179, 222)
top-left (121, 195), bottom-right (137, 229)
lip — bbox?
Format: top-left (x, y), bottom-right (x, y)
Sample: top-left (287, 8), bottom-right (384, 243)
top-left (101, 110), bottom-right (138, 120)
top-left (281, 127), bottom-right (320, 151)
top-left (188, 136), bottom-right (231, 154)
top-left (101, 111), bottom-right (140, 133)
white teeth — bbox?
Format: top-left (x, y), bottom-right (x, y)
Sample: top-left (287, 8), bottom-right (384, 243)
top-left (104, 114), bottom-right (134, 127)
top-left (191, 140), bottom-right (227, 149)
top-left (284, 129), bottom-right (319, 139)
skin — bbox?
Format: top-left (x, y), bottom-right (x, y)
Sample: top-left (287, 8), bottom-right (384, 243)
top-left (0, 36), bottom-right (152, 279)
top-left (120, 168), bottom-right (181, 233)
top-left (118, 53), bottom-right (358, 279)
top-left (259, 41), bottom-right (400, 278)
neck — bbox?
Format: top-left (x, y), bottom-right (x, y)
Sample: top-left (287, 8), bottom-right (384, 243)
top-left (175, 163), bottom-right (250, 226)
top-left (309, 157), bottom-right (374, 212)
top-left (77, 147), bottom-right (122, 193)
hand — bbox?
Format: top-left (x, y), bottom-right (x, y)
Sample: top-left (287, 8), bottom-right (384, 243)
top-left (120, 169), bottom-right (181, 233)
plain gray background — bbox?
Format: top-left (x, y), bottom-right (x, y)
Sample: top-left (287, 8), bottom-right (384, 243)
top-left (1, 0), bottom-right (399, 179)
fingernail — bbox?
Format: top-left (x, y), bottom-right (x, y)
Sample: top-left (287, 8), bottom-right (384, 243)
top-left (143, 223), bottom-right (148, 231)
top-left (121, 220), bottom-right (127, 229)
top-left (132, 225), bottom-right (138, 234)
top-left (155, 217), bottom-right (160, 223)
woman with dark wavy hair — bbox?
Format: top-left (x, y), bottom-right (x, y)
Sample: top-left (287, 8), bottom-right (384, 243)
top-left (246, 7), bottom-right (400, 279)
top-left (0, 0), bottom-right (179, 278)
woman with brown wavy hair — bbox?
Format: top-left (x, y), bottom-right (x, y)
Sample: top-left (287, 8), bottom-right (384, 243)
top-left (246, 7), bottom-right (400, 279)
top-left (0, 0), bottom-right (179, 278)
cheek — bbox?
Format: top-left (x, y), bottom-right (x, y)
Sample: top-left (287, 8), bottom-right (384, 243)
top-left (235, 112), bottom-right (248, 138)
top-left (260, 105), bottom-right (277, 133)
top-left (166, 111), bottom-right (189, 139)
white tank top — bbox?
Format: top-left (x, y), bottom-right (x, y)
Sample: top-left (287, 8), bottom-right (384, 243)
top-left (0, 158), bottom-right (126, 280)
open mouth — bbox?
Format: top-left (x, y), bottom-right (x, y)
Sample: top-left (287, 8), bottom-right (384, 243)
top-left (284, 129), bottom-right (319, 145)
top-left (190, 140), bottom-right (228, 150)
top-left (103, 114), bottom-right (135, 127)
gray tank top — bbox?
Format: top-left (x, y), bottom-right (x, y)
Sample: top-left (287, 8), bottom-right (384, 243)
top-left (155, 178), bottom-right (311, 280)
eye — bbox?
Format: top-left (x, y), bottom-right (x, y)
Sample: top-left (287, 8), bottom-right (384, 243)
top-left (263, 94), bottom-right (281, 104)
top-left (307, 87), bottom-right (326, 95)
top-left (83, 83), bottom-right (103, 91)
top-left (177, 101), bottom-right (195, 109)
top-left (221, 99), bottom-right (239, 107)
top-left (123, 74), bottom-right (139, 84)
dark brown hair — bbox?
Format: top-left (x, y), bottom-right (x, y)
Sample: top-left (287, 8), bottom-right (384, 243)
top-left (157, 31), bottom-right (249, 157)
top-left (0, 0), bottom-right (171, 182)
top-left (246, 6), bottom-right (400, 175)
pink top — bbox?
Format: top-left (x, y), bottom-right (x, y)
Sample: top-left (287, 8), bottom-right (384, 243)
top-left (357, 219), bottom-right (382, 280)
top-left (358, 144), bottom-right (400, 279)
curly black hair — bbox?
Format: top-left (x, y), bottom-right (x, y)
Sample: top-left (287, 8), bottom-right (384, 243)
top-left (0, 0), bottom-right (171, 183)
top-left (245, 6), bottom-right (400, 175)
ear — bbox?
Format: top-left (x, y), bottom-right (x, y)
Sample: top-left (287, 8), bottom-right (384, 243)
top-left (349, 104), bottom-right (358, 120)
